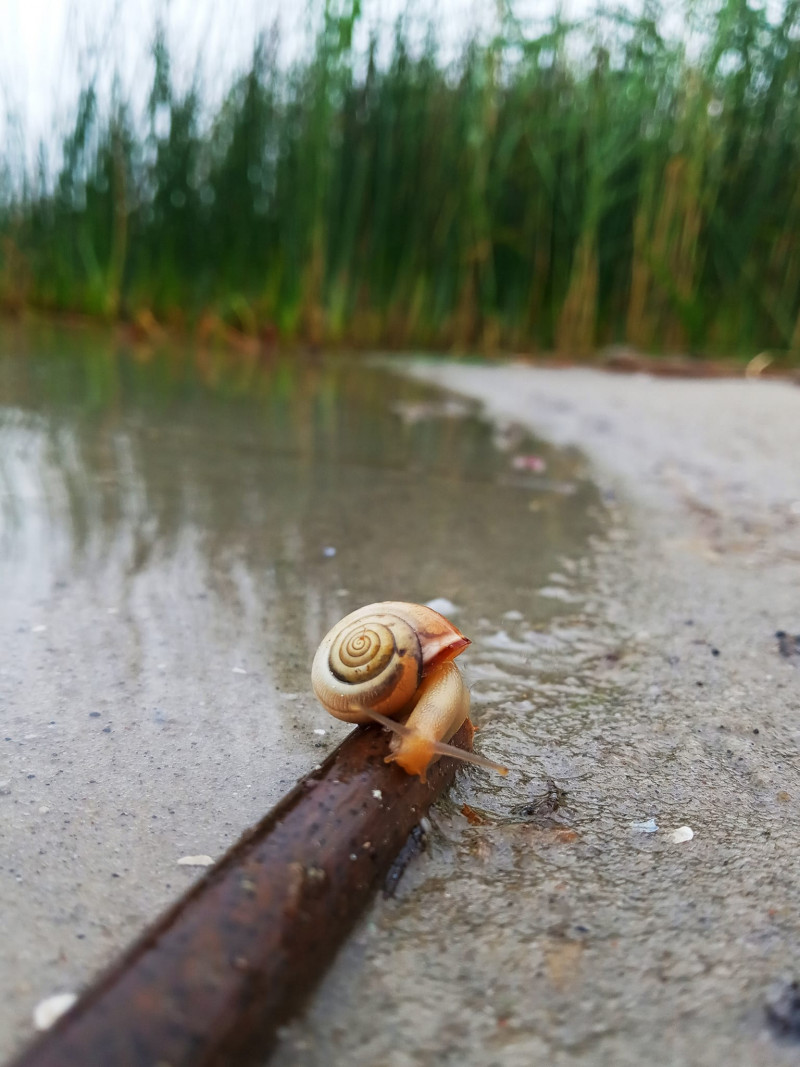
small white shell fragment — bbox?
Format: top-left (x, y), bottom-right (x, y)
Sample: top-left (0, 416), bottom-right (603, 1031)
top-left (313, 729), bottom-right (326, 736)
top-left (425, 597), bottom-right (459, 616)
top-left (631, 817), bottom-right (658, 833)
top-left (372, 789), bottom-right (383, 800)
top-left (33, 992), bottom-right (77, 1031)
top-left (322, 546), bottom-right (337, 558)
top-left (231, 667), bottom-right (247, 675)
top-left (669, 825), bottom-right (694, 843)
top-left (177, 855), bottom-right (214, 867)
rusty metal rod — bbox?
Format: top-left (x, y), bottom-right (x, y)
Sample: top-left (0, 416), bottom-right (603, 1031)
top-left (8, 720), bottom-right (474, 1067)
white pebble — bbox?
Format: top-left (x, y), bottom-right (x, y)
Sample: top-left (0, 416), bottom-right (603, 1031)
top-left (33, 992), bottom-right (77, 1031)
top-left (372, 790), bottom-right (383, 800)
top-left (231, 667), bottom-right (247, 675)
top-left (313, 729), bottom-right (326, 736)
top-left (177, 855), bottom-right (214, 867)
top-left (39, 806), bottom-right (50, 814)
top-left (31, 625), bottom-right (47, 634)
top-left (669, 826), bottom-right (694, 844)
top-left (425, 597), bottom-right (459, 616)
top-left (322, 546), bottom-right (337, 558)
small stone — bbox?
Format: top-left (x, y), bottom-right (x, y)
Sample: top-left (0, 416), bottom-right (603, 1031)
top-left (313, 729), bottom-right (326, 736)
top-left (322, 546), bottom-right (336, 558)
top-left (177, 855), bottom-right (214, 867)
top-left (669, 826), bottom-right (694, 843)
top-left (372, 789), bottom-right (383, 800)
top-left (33, 992), bottom-right (77, 1031)
top-left (31, 625), bottom-right (47, 634)
top-left (231, 667), bottom-right (247, 675)
top-left (765, 978), bottom-right (800, 1037)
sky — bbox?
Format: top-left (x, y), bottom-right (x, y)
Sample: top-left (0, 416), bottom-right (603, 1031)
top-left (6, 0), bottom-right (785, 175)
top-left (1, 0), bottom-right (606, 169)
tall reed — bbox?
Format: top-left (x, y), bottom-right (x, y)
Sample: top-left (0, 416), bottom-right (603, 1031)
top-left (2, 0), bottom-right (800, 358)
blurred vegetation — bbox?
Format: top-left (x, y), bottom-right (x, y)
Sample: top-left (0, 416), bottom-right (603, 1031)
top-left (2, 0), bottom-right (800, 358)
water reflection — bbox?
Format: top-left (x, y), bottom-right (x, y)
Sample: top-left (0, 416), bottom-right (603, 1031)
top-left (0, 323), bottom-right (600, 706)
top-left (0, 322), bottom-right (613, 1061)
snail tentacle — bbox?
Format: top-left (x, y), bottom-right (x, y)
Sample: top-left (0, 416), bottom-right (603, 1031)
top-left (364, 707), bottom-right (508, 781)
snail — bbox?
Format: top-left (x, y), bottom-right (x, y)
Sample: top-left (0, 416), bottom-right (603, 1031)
top-left (311, 601), bottom-right (507, 780)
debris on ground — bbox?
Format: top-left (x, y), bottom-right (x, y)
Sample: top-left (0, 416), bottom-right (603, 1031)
top-left (511, 454), bottom-right (547, 473)
top-left (391, 399), bottom-right (473, 424)
top-left (631, 818), bottom-right (658, 833)
top-left (511, 779), bottom-right (569, 823)
top-left (461, 804), bottom-right (488, 826)
top-left (177, 855), bottom-right (214, 867)
top-left (33, 993), bottom-right (77, 1032)
top-left (765, 979), bottom-right (800, 1039)
top-left (775, 631), bottom-right (800, 659)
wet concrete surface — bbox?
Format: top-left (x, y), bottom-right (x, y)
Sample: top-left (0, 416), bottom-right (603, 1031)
top-left (0, 327), bottom-right (600, 1061)
top-left (273, 359), bottom-right (798, 1067)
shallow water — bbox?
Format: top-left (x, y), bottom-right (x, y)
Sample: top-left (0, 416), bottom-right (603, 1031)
top-left (0, 323), bottom-right (605, 1059)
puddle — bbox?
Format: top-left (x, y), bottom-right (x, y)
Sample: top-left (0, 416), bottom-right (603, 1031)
top-left (0, 323), bottom-right (611, 1061)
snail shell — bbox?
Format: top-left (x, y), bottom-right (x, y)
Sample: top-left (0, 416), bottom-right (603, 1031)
top-left (311, 601), bottom-right (469, 724)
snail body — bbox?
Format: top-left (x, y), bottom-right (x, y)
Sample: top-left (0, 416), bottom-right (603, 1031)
top-left (312, 601), bottom-right (506, 780)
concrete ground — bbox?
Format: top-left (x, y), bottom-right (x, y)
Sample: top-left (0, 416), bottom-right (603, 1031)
top-left (2, 339), bottom-right (799, 1066)
top-left (270, 364), bottom-right (800, 1067)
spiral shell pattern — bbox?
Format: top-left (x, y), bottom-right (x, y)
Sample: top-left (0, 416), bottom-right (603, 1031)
top-left (312, 608), bottom-right (423, 724)
top-left (329, 620), bottom-right (397, 684)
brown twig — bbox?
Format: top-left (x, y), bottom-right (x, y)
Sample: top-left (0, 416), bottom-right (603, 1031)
top-left (8, 720), bottom-right (474, 1067)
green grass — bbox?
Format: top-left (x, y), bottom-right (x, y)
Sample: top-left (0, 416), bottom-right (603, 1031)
top-left (2, 0), bottom-right (800, 359)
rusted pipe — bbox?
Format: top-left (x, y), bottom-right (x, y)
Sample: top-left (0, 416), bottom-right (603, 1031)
top-left (8, 719), bottom-right (474, 1067)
